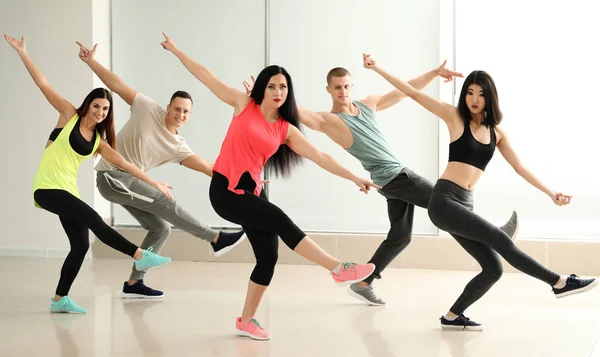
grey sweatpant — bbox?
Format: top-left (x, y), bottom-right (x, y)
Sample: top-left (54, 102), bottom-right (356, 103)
top-left (96, 170), bottom-right (218, 280)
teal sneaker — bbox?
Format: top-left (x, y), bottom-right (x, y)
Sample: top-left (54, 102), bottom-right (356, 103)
top-left (134, 246), bottom-right (171, 271)
top-left (50, 296), bottom-right (87, 314)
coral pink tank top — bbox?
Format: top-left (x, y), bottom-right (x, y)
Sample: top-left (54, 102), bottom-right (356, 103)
top-left (213, 99), bottom-right (290, 195)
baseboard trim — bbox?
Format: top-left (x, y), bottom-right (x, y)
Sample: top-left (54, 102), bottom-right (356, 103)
top-left (0, 247), bottom-right (92, 259)
top-left (90, 228), bottom-right (600, 276)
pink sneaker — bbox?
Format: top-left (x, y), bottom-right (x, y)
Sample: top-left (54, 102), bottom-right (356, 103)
top-left (236, 317), bottom-right (270, 340)
top-left (331, 262), bottom-right (375, 287)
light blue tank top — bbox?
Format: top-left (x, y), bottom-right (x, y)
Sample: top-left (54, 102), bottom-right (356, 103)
top-left (333, 101), bottom-right (404, 186)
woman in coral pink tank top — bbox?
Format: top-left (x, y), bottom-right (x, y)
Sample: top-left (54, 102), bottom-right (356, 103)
top-left (162, 33), bottom-right (378, 340)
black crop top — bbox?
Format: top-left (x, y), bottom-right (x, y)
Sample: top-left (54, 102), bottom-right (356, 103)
top-left (48, 118), bottom-right (97, 156)
top-left (448, 120), bottom-right (496, 171)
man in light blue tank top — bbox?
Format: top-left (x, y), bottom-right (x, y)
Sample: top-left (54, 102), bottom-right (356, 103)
top-left (292, 57), bottom-right (518, 306)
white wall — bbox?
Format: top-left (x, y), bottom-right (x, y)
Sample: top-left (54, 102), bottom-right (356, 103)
top-left (267, 0), bottom-right (440, 233)
top-left (110, 0), bottom-right (265, 228)
top-left (455, 0), bottom-right (600, 239)
top-left (0, 0), bottom-right (95, 256)
top-left (92, 0), bottom-right (113, 220)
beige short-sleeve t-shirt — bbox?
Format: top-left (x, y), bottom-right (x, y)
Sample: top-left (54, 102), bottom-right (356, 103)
top-left (95, 93), bottom-right (194, 172)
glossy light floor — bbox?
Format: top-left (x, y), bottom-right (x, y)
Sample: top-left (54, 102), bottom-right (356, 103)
top-left (2, 257), bottom-right (600, 357)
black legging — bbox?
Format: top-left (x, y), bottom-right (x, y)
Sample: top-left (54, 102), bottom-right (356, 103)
top-left (428, 179), bottom-right (560, 315)
top-left (209, 171), bottom-right (306, 286)
top-left (34, 189), bottom-right (138, 296)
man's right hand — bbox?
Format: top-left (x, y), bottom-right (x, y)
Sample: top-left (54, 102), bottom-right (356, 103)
top-left (76, 41), bottom-right (97, 63)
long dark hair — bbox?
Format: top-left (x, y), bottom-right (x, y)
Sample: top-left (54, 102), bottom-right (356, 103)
top-left (77, 88), bottom-right (115, 152)
top-left (249, 65), bottom-right (303, 178)
top-left (457, 70), bottom-right (502, 127)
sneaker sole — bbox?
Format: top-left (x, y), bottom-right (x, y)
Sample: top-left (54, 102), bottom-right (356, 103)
top-left (555, 279), bottom-right (599, 298)
top-left (346, 287), bottom-right (386, 306)
top-left (334, 265), bottom-right (376, 287)
top-left (441, 324), bottom-right (483, 331)
top-left (214, 233), bottom-right (247, 258)
top-left (236, 329), bottom-right (270, 340)
top-left (120, 292), bottom-right (164, 299)
top-left (50, 310), bottom-right (86, 314)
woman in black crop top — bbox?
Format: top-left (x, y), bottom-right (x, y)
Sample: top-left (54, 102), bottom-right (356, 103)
top-left (364, 54), bottom-right (596, 331)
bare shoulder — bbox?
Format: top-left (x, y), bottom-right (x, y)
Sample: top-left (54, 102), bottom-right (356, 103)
top-left (358, 96), bottom-right (378, 111)
top-left (318, 111), bottom-right (344, 129)
top-left (494, 124), bottom-right (507, 143)
top-left (57, 107), bottom-right (77, 127)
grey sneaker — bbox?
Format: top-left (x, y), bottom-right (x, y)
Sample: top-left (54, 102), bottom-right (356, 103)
top-left (347, 283), bottom-right (386, 306)
top-left (500, 211), bottom-right (519, 241)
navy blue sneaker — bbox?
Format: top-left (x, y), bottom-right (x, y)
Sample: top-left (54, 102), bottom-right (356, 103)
top-left (121, 280), bottom-right (164, 299)
top-left (440, 314), bottom-right (483, 331)
top-left (553, 274), bottom-right (598, 298)
top-left (211, 231), bottom-right (247, 257)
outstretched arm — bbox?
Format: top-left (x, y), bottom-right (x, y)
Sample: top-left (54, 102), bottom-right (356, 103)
top-left (161, 32), bottom-right (249, 112)
top-left (5, 34), bottom-right (75, 122)
top-left (297, 107), bottom-right (329, 132)
top-left (284, 125), bottom-right (381, 194)
top-left (496, 126), bottom-right (571, 206)
top-left (363, 54), bottom-right (457, 124)
top-left (365, 59), bottom-right (463, 112)
top-left (363, 58), bottom-right (463, 111)
top-left (77, 42), bottom-right (137, 106)
top-left (243, 75), bottom-right (328, 132)
top-left (180, 155), bottom-right (213, 177)
top-left (97, 140), bottom-right (174, 200)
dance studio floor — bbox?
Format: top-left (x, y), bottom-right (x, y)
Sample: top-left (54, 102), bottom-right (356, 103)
top-left (1, 256), bottom-right (600, 357)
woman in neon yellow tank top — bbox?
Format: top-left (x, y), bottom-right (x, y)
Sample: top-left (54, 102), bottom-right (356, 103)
top-left (5, 34), bottom-right (173, 314)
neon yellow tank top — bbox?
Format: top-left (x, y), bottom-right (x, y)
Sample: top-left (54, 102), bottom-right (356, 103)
top-left (32, 114), bottom-right (101, 207)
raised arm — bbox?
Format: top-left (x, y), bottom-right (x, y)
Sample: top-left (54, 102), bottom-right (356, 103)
top-left (363, 54), bottom-right (457, 124)
top-left (364, 59), bottom-right (463, 112)
top-left (496, 126), bottom-right (571, 206)
top-left (5, 34), bottom-right (75, 121)
top-left (77, 42), bottom-right (137, 106)
top-left (96, 140), bottom-right (174, 200)
top-left (284, 125), bottom-right (380, 194)
top-left (160, 32), bottom-right (249, 113)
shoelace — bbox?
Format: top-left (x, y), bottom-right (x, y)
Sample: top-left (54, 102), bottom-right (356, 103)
top-left (249, 318), bottom-right (262, 329)
top-left (459, 314), bottom-right (471, 331)
top-left (342, 262), bottom-right (357, 271)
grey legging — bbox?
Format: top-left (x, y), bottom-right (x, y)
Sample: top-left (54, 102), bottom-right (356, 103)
top-left (428, 179), bottom-right (560, 315)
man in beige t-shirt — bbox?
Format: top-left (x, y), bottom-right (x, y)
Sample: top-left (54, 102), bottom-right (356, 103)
top-left (78, 42), bottom-right (246, 299)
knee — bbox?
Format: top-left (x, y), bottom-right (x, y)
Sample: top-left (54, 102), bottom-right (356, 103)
top-left (72, 239), bottom-right (90, 255)
top-left (152, 224), bottom-right (172, 238)
top-left (257, 251), bottom-right (278, 269)
top-left (251, 252), bottom-right (278, 286)
top-left (483, 261), bottom-right (504, 282)
top-left (386, 230), bottom-right (412, 250)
